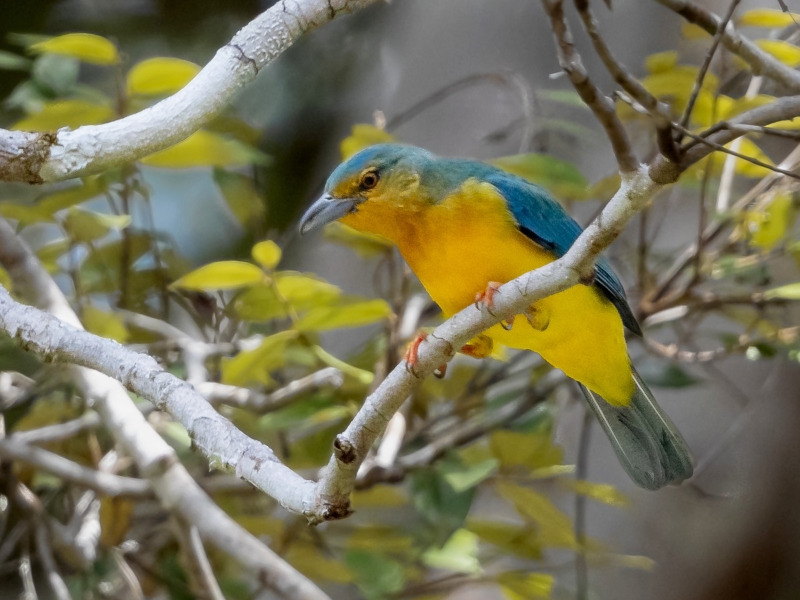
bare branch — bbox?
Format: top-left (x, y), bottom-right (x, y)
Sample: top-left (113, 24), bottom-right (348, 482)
top-left (0, 438), bottom-right (152, 497)
top-left (198, 367), bottom-right (344, 412)
top-left (35, 524), bottom-right (72, 600)
top-left (0, 0), bottom-right (379, 183)
top-left (541, 0), bottom-right (638, 172)
top-left (573, 0), bottom-right (679, 162)
top-left (679, 0), bottom-right (742, 132)
top-left (653, 0), bottom-right (800, 92)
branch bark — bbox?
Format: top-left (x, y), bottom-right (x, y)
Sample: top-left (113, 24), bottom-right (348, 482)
top-left (653, 0), bottom-right (800, 92)
top-left (0, 0), bottom-right (378, 183)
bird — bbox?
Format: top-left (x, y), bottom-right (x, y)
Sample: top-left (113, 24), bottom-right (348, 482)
top-left (299, 143), bottom-right (693, 490)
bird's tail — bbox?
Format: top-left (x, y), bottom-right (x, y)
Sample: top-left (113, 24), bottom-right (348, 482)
top-left (578, 366), bottom-right (694, 490)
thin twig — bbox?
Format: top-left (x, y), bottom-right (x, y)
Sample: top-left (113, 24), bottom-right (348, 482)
top-left (35, 524), bottom-right (72, 600)
top-left (574, 405), bottom-right (593, 600)
top-left (679, 0), bottom-right (741, 133)
top-left (541, 0), bottom-right (639, 173)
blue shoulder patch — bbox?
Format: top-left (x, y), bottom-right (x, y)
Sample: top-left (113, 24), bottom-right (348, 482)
top-left (484, 170), bottom-right (642, 336)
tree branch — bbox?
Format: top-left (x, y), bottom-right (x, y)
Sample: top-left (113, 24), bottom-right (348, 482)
top-left (0, 0), bottom-right (379, 183)
top-left (0, 220), bottom-right (329, 600)
top-left (541, 0), bottom-right (638, 173)
top-left (653, 0), bottom-right (800, 92)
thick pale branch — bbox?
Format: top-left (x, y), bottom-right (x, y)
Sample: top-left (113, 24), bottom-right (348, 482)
top-left (653, 0), bottom-right (800, 92)
top-left (0, 0), bottom-right (378, 183)
top-left (541, 0), bottom-right (638, 172)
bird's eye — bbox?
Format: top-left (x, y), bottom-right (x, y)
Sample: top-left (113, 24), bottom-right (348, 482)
top-left (360, 170), bottom-right (379, 190)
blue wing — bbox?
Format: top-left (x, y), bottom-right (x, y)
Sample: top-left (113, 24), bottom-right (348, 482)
top-left (484, 171), bottom-right (642, 336)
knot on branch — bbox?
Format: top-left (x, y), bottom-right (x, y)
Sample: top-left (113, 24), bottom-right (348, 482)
top-left (332, 435), bottom-right (357, 464)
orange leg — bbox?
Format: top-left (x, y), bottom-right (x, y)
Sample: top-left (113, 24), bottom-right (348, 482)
top-left (404, 331), bottom-right (447, 378)
top-left (475, 282), bottom-right (514, 330)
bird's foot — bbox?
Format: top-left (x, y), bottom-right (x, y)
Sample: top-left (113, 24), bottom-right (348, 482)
top-left (524, 304), bottom-right (550, 331)
top-left (460, 334), bottom-right (494, 359)
top-left (404, 331), bottom-right (428, 377)
top-left (474, 282), bottom-right (502, 315)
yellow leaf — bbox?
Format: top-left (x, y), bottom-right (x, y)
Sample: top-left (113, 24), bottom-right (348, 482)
top-left (37, 176), bottom-right (109, 215)
top-left (497, 572), bottom-right (554, 599)
top-left (220, 331), bottom-right (297, 386)
top-left (347, 526), bottom-right (414, 553)
top-left (82, 305), bottom-right (130, 343)
top-left (732, 138), bottom-right (774, 178)
top-left (755, 40), bottom-right (800, 68)
top-left (681, 22), bottom-right (711, 39)
top-left (0, 266), bottom-right (13, 292)
top-left (768, 118), bottom-right (800, 130)
top-left (466, 520), bottom-right (541, 560)
top-left (722, 94), bottom-right (776, 120)
top-left (126, 57), bottom-right (201, 96)
top-left (30, 33), bottom-right (119, 65)
top-left (63, 208), bottom-right (131, 243)
top-left (13, 99), bottom-right (114, 131)
top-left (294, 299), bottom-right (392, 331)
top-left (170, 260), bottom-right (265, 291)
top-left (351, 485), bottom-right (408, 509)
top-left (739, 8), bottom-right (800, 28)
top-left (0, 203), bottom-right (56, 227)
top-left (690, 92), bottom-right (733, 128)
top-left (312, 345), bottom-right (373, 385)
top-left (764, 282), bottom-right (800, 300)
top-left (421, 529), bottom-right (481, 574)
top-left (285, 542), bottom-right (353, 584)
top-left (251, 240), bottom-right (281, 270)
top-left (340, 123), bottom-right (394, 160)
top-left (141, 130), bottom-right (266, 168)
top-left (489, 430), bottom-right (563, 472)
top-left (35, 239), bottom-right (70, 274)
top-left (644, 50), bottom-right (678, 74)
top-left (641, 66), bottom-right (718, 115)
top-left (562, 479), bottom-right (630, 507)
top-left (100, 497), bottom-right (135, 547)
top-left (496, 482), bottom-right (576, 548)
top-left (745, 191), bottom-right (796, 250)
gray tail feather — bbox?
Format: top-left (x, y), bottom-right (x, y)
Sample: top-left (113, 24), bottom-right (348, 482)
top-left (578, 366), bottom-right (694, 491)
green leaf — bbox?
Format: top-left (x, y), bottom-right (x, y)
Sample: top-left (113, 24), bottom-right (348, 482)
top-left (251, 240), bottom-right (281, 270)
top-left (561, 479), bottom-right (630, 507)
top-left (0, 50), bottom-right (31, 71)
top-left (755, 40), bottom-right (800, 68)
top-left (497, 572), bottom-right (554, 600)
top-left (286, 543), bottom-right (353, 584)
top-left (141, 130), bottom-right (268, 168)
top-left (437, 456), bottom-right (498, 493)
top-left (496, 481), bottom-right (576, 548)
top-left (466, 520), bottom-right (542, 560)
top-left (340, 124), bottom-right (394, 160)
top-left (347, 526), bottom-right (413, 554)
top-left (37, 176), bottom-right (109, 215)
top-left (63, 208), bottom-right (131, 243)
top-left (345, 549), bottom-right (405, 600)
top-left (13, 99), bottom-right (114, 131)
top-left (638, 361), bottom-right (701, 388)
top-left (421, 529), bottom-right (481, 574)
top-left (489, 430), bottom-right (563, 472)
top-left (232, 274), bottom-right (341, 321)
top-left (312, 345), bottom-right (374, 385)
top-left (30, 33), bottom-right (119, 65)
top-left (126, 57), bottom-right (201, 96)
top-left (170, 260), bottom-right (265, 292)
top-left (213, 168), bottom-right (265, 227)
top-left (294, 298), bottom-right (392, 331)
top-left (489, 153), bottom-right (589, 201)
top-left (0, 267), bottom-right (13, 292)
top-left (739, 8), bottom-right (800, 28)
top-left (35, 239), bottom-right (70, 273)
top-left (764, 282), bottom-right (800, 300)
top-left (32, 54), bottom-right (79, 95)
top-left (220, 331), bottom-right (298, 387)
top-left (411, 469), bottom-right (475, 545)
top-left (350, 485), bottom-right (408, 509)
top-left (535, 89), bottom-right (588, 109)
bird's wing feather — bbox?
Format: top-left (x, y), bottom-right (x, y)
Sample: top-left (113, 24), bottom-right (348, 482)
top-left (484, 171), bottom-right (642, 335)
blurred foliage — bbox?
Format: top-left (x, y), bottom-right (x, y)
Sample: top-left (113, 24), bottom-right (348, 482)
top-left (1, 6), bottom-right (800, 600)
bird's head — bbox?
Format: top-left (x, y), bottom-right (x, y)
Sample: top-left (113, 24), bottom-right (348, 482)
top-left (299, 143), bottom-right (434, 238)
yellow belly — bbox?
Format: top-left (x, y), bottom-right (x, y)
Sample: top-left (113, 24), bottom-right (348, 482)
top-left (341, 179), bottom-right (635, 405)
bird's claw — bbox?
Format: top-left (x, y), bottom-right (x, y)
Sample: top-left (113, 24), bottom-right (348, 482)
top-left (404, 331), bottom-right (428, 377)
top-left (474, 281), bottom-right (502, 315)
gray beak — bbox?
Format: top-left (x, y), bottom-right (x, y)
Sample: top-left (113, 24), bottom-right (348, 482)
top-left (299, 194), bottom-right (363, 235)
